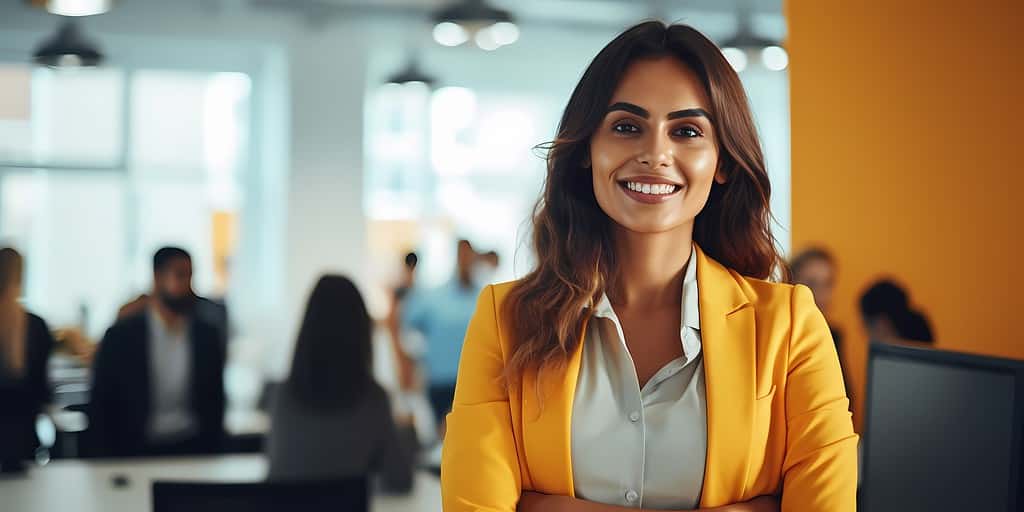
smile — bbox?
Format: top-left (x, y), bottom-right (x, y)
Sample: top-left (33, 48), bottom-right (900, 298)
top-left (623, 181), bottom-right (678, 195)
top-left (617, 179), bottom-right (684, 203)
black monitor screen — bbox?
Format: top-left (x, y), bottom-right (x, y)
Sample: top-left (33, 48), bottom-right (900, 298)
top-left (863, 344), bottom-right (1022, 512)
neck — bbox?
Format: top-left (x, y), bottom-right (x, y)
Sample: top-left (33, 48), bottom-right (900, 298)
top-left (607, 224), bottom-right (694, 309)
top-left (153, 300), bottom-right (186, 330)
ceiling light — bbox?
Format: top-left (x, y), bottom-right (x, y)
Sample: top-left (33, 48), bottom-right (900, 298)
top-left (28, 0), bottom-right (114, 17)
top-left (33, 20), bottom-right (104, 67)
top-left (386, 59), bottom-right (436, 88)
top-left (721, 11), bottom-right (785, 73)
top-left (722, 47), bottom-right (747, 73)
top-left (433, 21), bottom-right (469, 47)
top-left (432, 0), bottom-right (518, 49)
top-left (761, 45), bottom-right (789, 71)
top-left (488, 21), bottom-right (519, 46)
top-left (474, 28), bottom-right (500, 51)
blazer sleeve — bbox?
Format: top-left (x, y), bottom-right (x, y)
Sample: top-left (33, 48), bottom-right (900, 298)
top-left (781, 285), bottom-right (859, 511)
top-left (441, 285), bottom-right (522, 511)
top-left (202, 324), bottom-right (227, 447)
top-left (28, 314), bottom-right (55, 408)
top-left (88, 326), bottom-right (120, 456)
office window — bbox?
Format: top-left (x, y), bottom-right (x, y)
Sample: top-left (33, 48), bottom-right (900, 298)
top-left (0, 67), bottom-right (251, 338)
top-left (0, 65), bottom-right (124, 168)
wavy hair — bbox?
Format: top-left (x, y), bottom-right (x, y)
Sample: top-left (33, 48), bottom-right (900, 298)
top-left (503, 21), bottom-right (785, 385)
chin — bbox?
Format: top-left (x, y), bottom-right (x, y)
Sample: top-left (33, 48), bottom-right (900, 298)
top-left (611, 216), bottom-right (690, 235)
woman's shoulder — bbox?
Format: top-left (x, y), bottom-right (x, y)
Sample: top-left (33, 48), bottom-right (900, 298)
top-left (732, 274), bottom-right (817, 316)
top-left (25, 311), bottom-right (48, 329)
top-left (489, 280), bottom-right (520, 303)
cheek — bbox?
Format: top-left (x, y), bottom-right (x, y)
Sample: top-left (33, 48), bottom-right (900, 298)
top-left (681, 148), bottom-right (719, 182)
top-left (677, 148), bottom-right (720, 208)
top-left (589, 135), bottom-right (635, 178)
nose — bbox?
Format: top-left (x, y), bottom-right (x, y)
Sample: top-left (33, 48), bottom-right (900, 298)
top-left (636, 132), bottom-right (673, 168)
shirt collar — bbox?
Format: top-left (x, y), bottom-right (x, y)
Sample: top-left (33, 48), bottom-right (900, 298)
top-left (148, 304), bottom-right (188, 338)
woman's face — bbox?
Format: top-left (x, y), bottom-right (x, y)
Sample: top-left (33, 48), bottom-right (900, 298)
top-left (795, 258), bottom-right (836, 315)
top-left (589, 56), bottom-right (723, 235)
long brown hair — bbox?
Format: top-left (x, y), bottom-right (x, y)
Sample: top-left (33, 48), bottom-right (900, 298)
top-left (503, 21), bottom-right (784, 385)
top-left (0, 247), bottom-right (27, 376)
top-left (285, 274), bottom-right (374, 411)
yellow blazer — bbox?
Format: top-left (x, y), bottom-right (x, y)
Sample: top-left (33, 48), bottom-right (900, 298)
top-left (441, 245), bottom-right (858, 511)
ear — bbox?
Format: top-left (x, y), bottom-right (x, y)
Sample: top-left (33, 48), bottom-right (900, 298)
top-left (714, 168), bottom-right (727, 184)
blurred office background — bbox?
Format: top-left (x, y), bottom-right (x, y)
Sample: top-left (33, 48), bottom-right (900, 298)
top-left (0, 0), bottom-right (1021, 511)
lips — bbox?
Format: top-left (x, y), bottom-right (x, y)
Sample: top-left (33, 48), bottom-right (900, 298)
top-left (617, 177), bottom-right (684, 204)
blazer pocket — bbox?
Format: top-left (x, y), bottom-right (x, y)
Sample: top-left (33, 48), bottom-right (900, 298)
top-left (747, 385), bottom-right (781, 498)
top-left (752, 385), bottom-right (778, 451)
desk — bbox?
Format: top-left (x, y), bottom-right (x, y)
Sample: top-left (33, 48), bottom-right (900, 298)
top-left (0, 454), bottom-right (441, 512)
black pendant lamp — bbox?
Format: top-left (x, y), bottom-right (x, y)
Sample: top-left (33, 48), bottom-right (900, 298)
top-left (33, 20), bottom-right (104, 67)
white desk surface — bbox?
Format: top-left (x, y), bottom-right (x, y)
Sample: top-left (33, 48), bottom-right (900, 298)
top-left (0, 454), bottom-right (441, 512)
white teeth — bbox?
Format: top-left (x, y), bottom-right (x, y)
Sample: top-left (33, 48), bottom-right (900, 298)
top-left (625, 181), bottom-right (678, 195)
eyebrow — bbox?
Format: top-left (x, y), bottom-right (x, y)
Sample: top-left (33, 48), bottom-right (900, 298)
top-left (606, 102), bottom-right (713, 122)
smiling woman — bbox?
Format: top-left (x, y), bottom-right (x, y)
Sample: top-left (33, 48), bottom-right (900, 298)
top-left (441, 21), bottom-right (856, 512)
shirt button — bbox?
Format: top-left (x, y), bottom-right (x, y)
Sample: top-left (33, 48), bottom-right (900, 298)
top-left (625, 489), bottom-right (639, 503)
top-left (629, 411), bottom-right (640, 422)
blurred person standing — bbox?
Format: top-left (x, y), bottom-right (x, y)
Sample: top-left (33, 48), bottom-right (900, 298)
top-left (267, 275), bottom-right (414, 491)
top-left (860, 279), bottom-right (934, 344)
top-left (402, 239), bottom-right (481, 429)
top-left (475, 250), bottom-right (501, 287)
top-left (0, 248), bottom-right (54, 472)
top-left (789, 248), bottom-right (843, 353)
top-left (386, 252), bottom-right (419, 391)
top-left (88, 247), bottom-right (225, 457)
top-left (789, 247), bottom-right (853, 409)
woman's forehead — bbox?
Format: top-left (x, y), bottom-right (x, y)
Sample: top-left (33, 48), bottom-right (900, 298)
top-left (609, 56), bottom-right (711, 114)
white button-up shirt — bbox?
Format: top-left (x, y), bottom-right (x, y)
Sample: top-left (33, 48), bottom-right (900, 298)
top-left (571, 245), bottom-right (707, 509)
top-left (147, 307), bottom-right (198, 443)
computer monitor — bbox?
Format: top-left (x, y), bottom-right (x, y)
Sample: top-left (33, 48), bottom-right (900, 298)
top-left (152, 478), bottom-right (368, 512)
top-left (862, 342), bottom-right (1024, 511)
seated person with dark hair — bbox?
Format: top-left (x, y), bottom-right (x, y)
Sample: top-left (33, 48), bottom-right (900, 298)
top-left (859, 279), bottom-right (935, 344)
top-left (268, 275), bottom-right (414, 491)
top-left (89, 247), bottom-right (225, 457)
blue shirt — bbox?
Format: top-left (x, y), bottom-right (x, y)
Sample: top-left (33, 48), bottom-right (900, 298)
top-left (403, 280), bottom-right (481, 385)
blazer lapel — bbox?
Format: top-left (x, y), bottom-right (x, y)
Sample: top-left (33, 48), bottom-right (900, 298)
top-left (696, 245), bottom-right (756, 507)
top-left (520, 316), bottom-right (588, 497)
top-left (137, 313), bottom-right (153, 428)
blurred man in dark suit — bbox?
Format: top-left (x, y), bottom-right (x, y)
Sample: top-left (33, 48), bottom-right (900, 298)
top-left (89, 247), bottom-right (225, 457)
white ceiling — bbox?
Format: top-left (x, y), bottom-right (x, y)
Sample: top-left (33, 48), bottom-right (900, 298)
top-left (244, 0), bottom-right (787, 41)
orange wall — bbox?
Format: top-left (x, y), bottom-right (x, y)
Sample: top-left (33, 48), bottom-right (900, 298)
top-left (787, 0), bottom-right (1023, 430)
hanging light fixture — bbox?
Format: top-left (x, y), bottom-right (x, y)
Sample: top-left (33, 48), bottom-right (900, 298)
top-left (432, 0), bottom-right (519, 51)
top-left (33, 20), bottom-right (104, 67)
top-left (385, 58), bottom-right (437, 88)
top-left (27, 0), bottom-right (114, 17)
top-left (721, 11), bottom-right (787, 73)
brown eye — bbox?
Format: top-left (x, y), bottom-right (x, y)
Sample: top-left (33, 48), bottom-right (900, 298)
top-left (613, 122), bottom-right (640, 134)
top-left (672, 126), bottom-right (702, 138)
